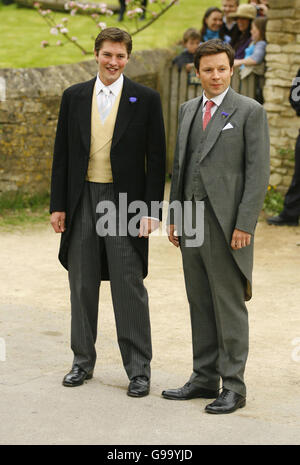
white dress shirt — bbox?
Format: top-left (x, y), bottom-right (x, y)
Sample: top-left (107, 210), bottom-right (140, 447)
top-left (202, 86), bottom-right (230, 119)
top-left (95, 73), bottom-right (123, 119)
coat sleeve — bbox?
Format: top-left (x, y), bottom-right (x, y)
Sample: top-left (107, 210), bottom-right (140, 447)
top-left (289, 68), bottom-right (300, 116)
top-left (144, 91), bottom-right (166, 221)
top-left (167, 104), bottom-right (184, 225)
top-left (49, 90), bottom-right (69, 214)
top-left (235, 104), bottom-right (270, 234)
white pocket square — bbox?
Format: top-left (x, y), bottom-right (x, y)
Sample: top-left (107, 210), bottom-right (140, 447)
top-left (222, 123), bottom-right (234, 131)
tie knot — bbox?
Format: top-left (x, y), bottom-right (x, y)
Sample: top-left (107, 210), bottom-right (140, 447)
top-left (102, 87), bottom-right (110, 97)
top-left (206, 100), bottom-right (215, 110)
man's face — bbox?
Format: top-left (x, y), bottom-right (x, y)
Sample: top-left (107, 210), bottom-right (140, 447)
top-left (185, 38), bottom-right (200, 54)
top-left (94, 40), bottom-right (129, 86)
top-left (222, 0), bottom-right (238, 18)
top-left (196, 52), bottom-right (233, 100)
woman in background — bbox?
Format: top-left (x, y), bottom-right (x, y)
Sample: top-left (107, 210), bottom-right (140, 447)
top-left (234, 17), bottom-right (267, 68)
top-left (200, 7), bottom-right (225, 42)
top-left (229, 3), bottom-right (257, 59)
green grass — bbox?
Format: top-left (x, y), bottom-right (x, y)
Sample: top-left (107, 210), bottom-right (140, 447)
top-left (0, 191), bottom-right (50, 228)
top-left (0, 0), bottom-right (220, 226)
top-left (0, 0), bottom-right (220, 68)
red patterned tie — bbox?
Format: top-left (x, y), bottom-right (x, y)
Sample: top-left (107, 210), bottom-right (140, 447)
top-left (203, 100), bottom-right (215, 130)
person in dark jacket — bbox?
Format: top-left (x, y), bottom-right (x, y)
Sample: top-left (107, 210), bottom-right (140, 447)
top-left (118, 0), bottom-right (148, 21)
top-left (229, 3), bottom-right (256, 59)
top-left (267, 69), bottom-right (300, 226)
top-left (220, 0), bottom-right (241, 45)
top-left (173, 28), bottom-right (201, 72)
top-left (50, 28), bottom-right (166, 395)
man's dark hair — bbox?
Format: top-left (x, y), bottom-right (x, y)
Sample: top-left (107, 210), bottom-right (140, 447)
top-left (194, 39), bottom-right (235, 70)
top-left (94, 27), bottom-right (132, 56)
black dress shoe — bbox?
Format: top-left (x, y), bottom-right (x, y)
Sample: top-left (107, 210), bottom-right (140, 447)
top-left (127, 376), bottom-right (150, 397)
top-left (267, 214), bottom-right (298, 226)
top-left (62, 365), bottom-right (93, 387)
top-left (205, 388), bottom-right (246, 414)
top-left (162, 382), bottom-right (219, 400)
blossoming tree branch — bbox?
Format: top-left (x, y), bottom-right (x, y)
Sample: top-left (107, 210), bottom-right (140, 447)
top-left (34, 0), bottom-right (178, 54)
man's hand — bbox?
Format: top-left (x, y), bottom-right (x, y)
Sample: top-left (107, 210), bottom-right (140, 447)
top-left (167, 224), bottom-right (179, 248)
top-left (51, 211), bottom-right (66, 233)
top-left (231, 228), bottom-right (251, 250)
top-left (138, 217), bottom-right (160, 238)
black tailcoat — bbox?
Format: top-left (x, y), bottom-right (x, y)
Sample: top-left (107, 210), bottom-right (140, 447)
top-left (50, 75), bottom-right (166, 279)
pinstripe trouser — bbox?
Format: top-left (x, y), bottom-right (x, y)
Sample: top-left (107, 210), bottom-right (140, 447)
top-left (67, 181), bottom-right (152, 380)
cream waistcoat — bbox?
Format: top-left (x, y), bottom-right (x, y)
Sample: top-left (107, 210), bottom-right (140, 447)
top-left (86, 84), bottom-right (122, 183)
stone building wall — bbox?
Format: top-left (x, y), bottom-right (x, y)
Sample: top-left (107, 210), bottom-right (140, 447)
top-left (264, 0), bottom-right (300, 191)
top-left (0, 49), bottom-right (172, 194)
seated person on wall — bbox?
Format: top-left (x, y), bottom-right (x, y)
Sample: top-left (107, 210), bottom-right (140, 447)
top-left (220, 0), bottom-right (241, 45)
top-left (234, 17), bottom-right (267, 104)
top-left (229, 3), bottom-right (257, 59)
top-left (248, 0), bottom-right (269, 17)
top-left (267, 69), bottom-right (300, 227)
top-left (173, 28), bottom-right (201, 72)
top-left (199, 7), bottom-right (225, 43)
top-left (233, 17), bottom-right (267, 70)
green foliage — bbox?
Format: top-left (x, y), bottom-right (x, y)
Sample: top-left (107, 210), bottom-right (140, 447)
top-left (0, 191), bottom-right (50, 228)
top-left (278, 147), bottom-right (295, 162)
top-left (0, 190), bottom-right (49, 211)
top-left (0, 0), bottom-right (219, 68)
top-left (263, 185), bottom-right (284, 216)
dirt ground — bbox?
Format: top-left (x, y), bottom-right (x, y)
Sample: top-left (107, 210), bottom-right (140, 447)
top-left (0, 186), bottom-right (300, 445)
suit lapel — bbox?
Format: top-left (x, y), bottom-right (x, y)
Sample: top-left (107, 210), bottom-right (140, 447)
top-left (78, 77), bottom-right (96, 157)
top-left (199, 87), bottom-right (237, 163)
top-left (112, 76), bottom-right (138, 149)
top-left (179, 97), bottom-right (202, 167)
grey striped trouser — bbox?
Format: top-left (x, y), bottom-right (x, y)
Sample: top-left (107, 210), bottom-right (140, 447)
top-left (67, 181), bottom-right (152, 380)
top-left (181, 198), bottom-right (249, 397)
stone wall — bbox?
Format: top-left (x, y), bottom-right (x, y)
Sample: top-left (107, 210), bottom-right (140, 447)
top-left (264, 0), bottom-right (300, 191)
top-left (0, 49), bottom-right (173, 194)
top-left (2, 0), bottom-right (300, 196)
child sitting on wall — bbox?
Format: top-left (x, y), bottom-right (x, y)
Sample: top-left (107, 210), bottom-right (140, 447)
top-left (233, 17), bottom-right (267, 69)
top-left (173, 28), bottom-right (201, 72)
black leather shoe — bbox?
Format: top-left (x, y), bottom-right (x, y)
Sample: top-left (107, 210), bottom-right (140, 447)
top-left (127, 376), bottom-right (150, 397)
top-left (205, 388), bottom-right (246, 414)
top-left (162, 382), bottom-right (219, 400)
top-left (267, 214), bottom-right (298, 226)
top-left (62, 365), bottom-right (93, 387)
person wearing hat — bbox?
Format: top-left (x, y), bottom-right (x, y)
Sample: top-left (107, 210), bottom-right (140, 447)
top-left (229, 3), bottom-right (257, 59)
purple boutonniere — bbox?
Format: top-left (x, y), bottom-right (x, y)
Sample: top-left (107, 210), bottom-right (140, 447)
top-left (222, 112), bottom-right (229, 118)
top-left (129, 97), bottom-right (138, 103)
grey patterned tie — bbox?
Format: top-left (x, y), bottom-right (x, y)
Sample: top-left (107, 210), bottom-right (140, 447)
top-left (99, 87), bottom-right (112, 122)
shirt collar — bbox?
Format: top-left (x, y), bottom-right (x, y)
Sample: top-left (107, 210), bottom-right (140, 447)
top-left (96, 73), bottom-right (124, 97)
top-left (202, 86), bottom-right (230, 109)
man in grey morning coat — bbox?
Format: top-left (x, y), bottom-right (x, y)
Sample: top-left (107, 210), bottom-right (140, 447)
top-left (162, 39), bottom-right (270, 414)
